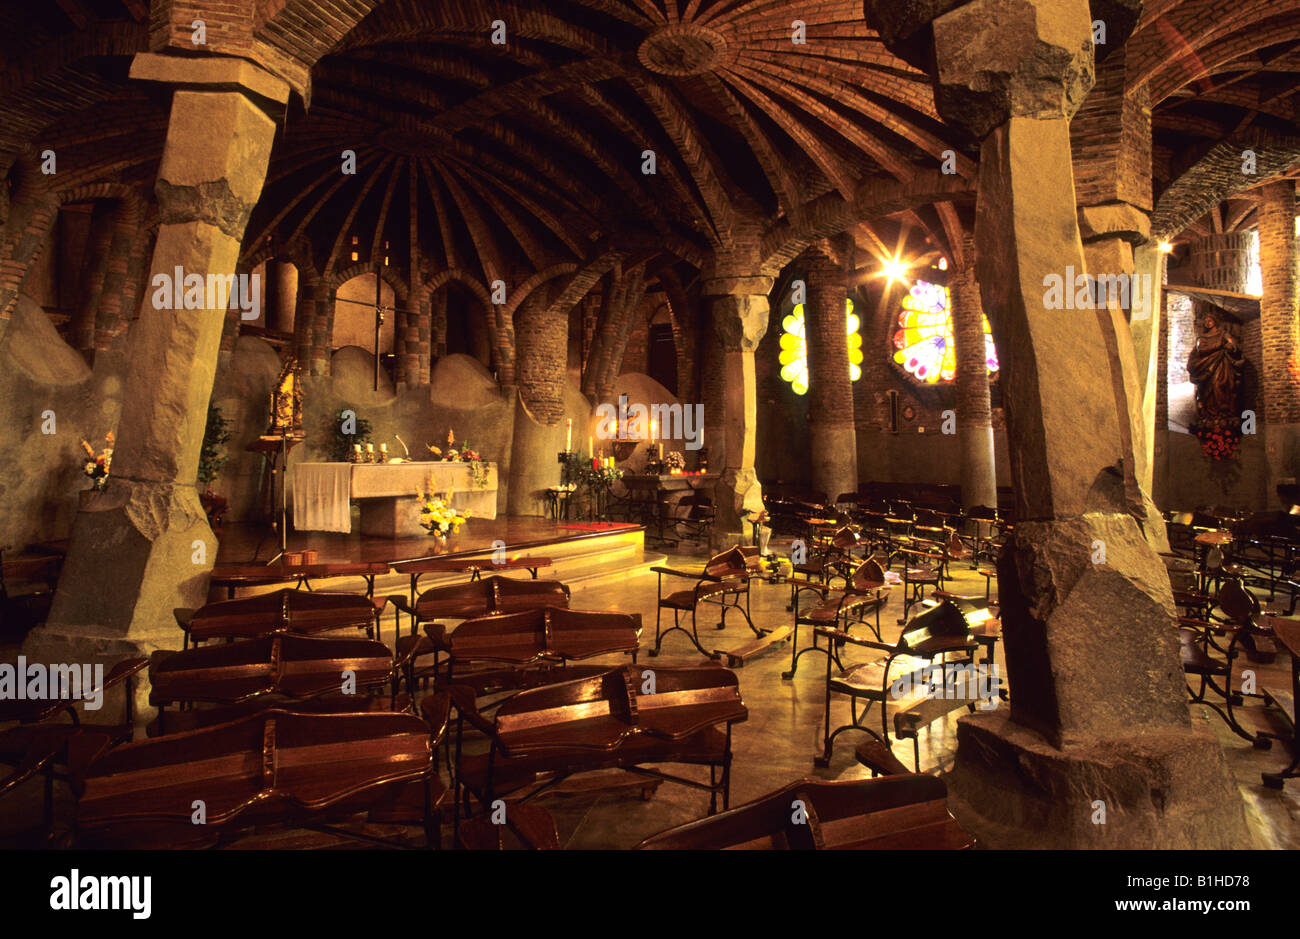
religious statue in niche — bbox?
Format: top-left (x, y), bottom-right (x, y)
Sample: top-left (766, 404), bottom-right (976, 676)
top-left (267, 354), bottom-right (304, 437)
top-left (1186, 314), bottom-right (1246, 461)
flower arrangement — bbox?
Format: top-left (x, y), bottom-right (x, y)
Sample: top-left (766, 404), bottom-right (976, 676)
top-left (1195, 420), bottom-right (1240, 461)
top-left (663, 451), bottom-right (686, 473)
top-left (80, 431), bottom-right (114, 490)
top-left (418, 486), bottom-right (466, 538)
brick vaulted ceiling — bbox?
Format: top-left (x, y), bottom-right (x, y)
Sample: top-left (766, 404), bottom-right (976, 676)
top-left (3, 0), bottom-right (1300, 288)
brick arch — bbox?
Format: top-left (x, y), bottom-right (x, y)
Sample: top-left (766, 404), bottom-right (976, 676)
top-left (327, 261), bottom-right (409, 305)
top-left (504, 263), bottom-right (579, 317)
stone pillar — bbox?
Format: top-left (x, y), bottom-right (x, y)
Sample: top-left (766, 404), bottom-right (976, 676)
top-left (803, 241), bottom-right (858, 502)
top-left (303, 281), bottom-right (335, 377)
top-left (700, 314), bottom-right (726, 472)
top-left (43, 54), bottom-right (285, 652)
top-left (292, 274), bottom-right (318, 369)
top-left (264, 258), bottom-right (296, 334)
top-left (70, 202), bottom-right (118, 358)
top-left (1185, 232), bottom-right (1252, 293)
top-left (515, 285), bottom-right (567, 424)
top-left (703, 274), bottom-right (771, 535)
top-left (949, 239), bottom-right (996, 509)
top-left (95, 198), bottom-right (147, 352)
top-left (0, 185), bottom-right (60, 333)
top-left (1258, 179), bottom-right (1300, 505)
top-left (866, 0), bottom-right (1247, 848)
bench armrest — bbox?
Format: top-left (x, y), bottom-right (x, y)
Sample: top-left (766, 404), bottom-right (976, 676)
top-left (812, 626), bottom-right (893, 652)
top-left (103, 656), bottom-right (149, 692)
top-left (651, 566), bottom-right (707, 580)
top-left (447, 683), bottom-right (496, 737)
top-left (387, 594), bottom-right (416, 616)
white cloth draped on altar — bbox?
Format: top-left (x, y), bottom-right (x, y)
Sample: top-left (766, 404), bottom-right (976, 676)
top-left (293, 461), bottom-right (499, 533)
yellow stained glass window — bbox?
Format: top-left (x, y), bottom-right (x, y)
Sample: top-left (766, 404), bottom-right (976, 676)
top-left (892, 280), bottom-right (998, 384)
top-left (779, 299), bottom-right (861, 396)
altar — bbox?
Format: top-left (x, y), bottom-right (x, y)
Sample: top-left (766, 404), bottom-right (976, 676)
top-left (293, 461), bottom-right (498, 537)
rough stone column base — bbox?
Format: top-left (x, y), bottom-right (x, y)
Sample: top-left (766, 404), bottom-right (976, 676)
top-left (960, 422), bottom-right (997, 509)
top-left (944, 710), bottom-right (1251, 849)
top-left (43, 483), bottom-right (216, 644)
top-left (810, 420), bottom-right (857, 503)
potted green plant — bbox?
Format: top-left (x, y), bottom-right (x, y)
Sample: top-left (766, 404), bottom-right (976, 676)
top-left (198, 403), bottom-right (233, 526)
top-left (328, 409), bottom-right (372, 462)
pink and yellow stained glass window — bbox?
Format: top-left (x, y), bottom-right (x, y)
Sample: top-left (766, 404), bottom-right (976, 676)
top-left (892, 280), bottom-right (998, 384)
top-left (778, 299), bottom-right (861, 396)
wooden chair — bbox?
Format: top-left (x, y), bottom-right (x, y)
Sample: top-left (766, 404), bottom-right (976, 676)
top-left (173, 588), bottom-right (382, 649)
top-left (634, 775), bottom-right (974, 850)
top-left (448, 665), bottom-right (746, 836)
top-left (651, 546), bottom-right (763, 657)
top-left (784, 558), bottom-right (892, 680)
top-left (668, 492), bottom-right (716, 545)
top-left (815, 599), bottom-right (980, 768)
top-left (895, 536), bottom-right (954, 622)
top-left (788, 526), bottom-right (860, 606)
top-left (74, 706), bottom-right (442, 849)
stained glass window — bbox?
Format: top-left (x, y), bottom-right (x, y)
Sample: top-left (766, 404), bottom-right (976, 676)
top-left (778, 299), bottom-right (861, 396)
top-left (892, 280), bottom-right (998, 384)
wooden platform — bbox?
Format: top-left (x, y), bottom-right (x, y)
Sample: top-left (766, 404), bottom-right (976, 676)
top-left (213, 518), bottom-right (658, 601)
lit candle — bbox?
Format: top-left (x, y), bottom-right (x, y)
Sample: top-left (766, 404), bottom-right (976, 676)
top-left (657, 442), bottom-right (663, 460)
top-left (566, 418), bottom-right (573, 452)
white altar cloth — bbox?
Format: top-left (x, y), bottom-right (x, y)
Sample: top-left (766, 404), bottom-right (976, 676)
top-left (293, 461), bottom-right (499, 533)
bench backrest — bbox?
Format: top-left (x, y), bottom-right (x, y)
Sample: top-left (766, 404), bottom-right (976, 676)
top-left (492, 665), bottom-right (745, 756)
top-left (415, 575), bottom-right (570, 620)
top-left (186, 588), bottom-right (375, 641)
top-left (77, 709), bottom-right (431, 834)
top-left (635, 775), bottom-right (972, 850)
top-left (897, 599), bottom-right (976, 657)
top-left (704, 546), bottom-right (750, 578)
top-left (149, 634), bottom-right (394, 706)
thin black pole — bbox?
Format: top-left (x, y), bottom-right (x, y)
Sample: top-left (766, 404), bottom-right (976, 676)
top-left (373, 267), bottom-right (382, 391)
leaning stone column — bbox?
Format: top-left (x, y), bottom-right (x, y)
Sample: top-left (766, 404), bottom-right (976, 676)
top-left (702, 274), bottom-right (771, 535)
top-left (1258, 179), bottom-right (1300, 506)
top-left (865, 0), bottom-right (1248, 848)
top-left (802, 241), bottom-right (858, 502)
top-left (508, 285), bottom-right (567, 516)
top-left (948, 237), bottom-right (996, 509)
top-left (42, 54), bottom-right (285, 653)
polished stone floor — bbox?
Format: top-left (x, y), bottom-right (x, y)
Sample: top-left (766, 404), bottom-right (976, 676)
top-left (2, 542), bottom-right (1296, 849)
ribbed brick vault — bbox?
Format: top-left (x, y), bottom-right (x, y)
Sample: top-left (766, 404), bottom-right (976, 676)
top-left (1, 0), bottom-right (1299, 360)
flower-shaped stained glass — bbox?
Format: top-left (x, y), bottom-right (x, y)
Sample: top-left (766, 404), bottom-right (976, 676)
top-left (778, 299), bottom-right (861, 396)
top-left (892, 280), bottom-right (999, 384)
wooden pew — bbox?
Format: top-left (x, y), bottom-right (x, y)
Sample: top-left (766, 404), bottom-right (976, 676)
top-left (174, 588), bottom-right (382, 648)
top-left (147, 634), bottom-right (412, 734)
top-left (434, 607), bottom-right (642, 698)
top-left (74, 706), bottom-right (441, 848)
top-left (1260, 615), bottom-right (1300, 789)
top-left (388, 575), bottom-right (571, 690)
top-left (635, 775), bottom-right (974, 850)
top-left (449, 665), bottom-right (746, 832)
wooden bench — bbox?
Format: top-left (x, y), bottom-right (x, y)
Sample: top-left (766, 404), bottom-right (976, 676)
top-left (428, 607), bottom-right (642, 699)
top-left (634, 774), bottom-right (974, 850)
top-left (652, 546), bottom-right (770, 660)
top-left (1260, 615), bottom-right (1300, 789)
top-left (174, 588), bottom-right (382, 648)
top-left (147, 634), bottom-right (414, 734)
top-left (815, 598), bottom-right (981, 768)
top-left (391, 555), bottom-right (554, 596)
top-left (448, 664), bottom-right (746, 835)
top-left (74, 705), bottom-right (444, 849)
top-left (785, 558), bottom-right (892, 680)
